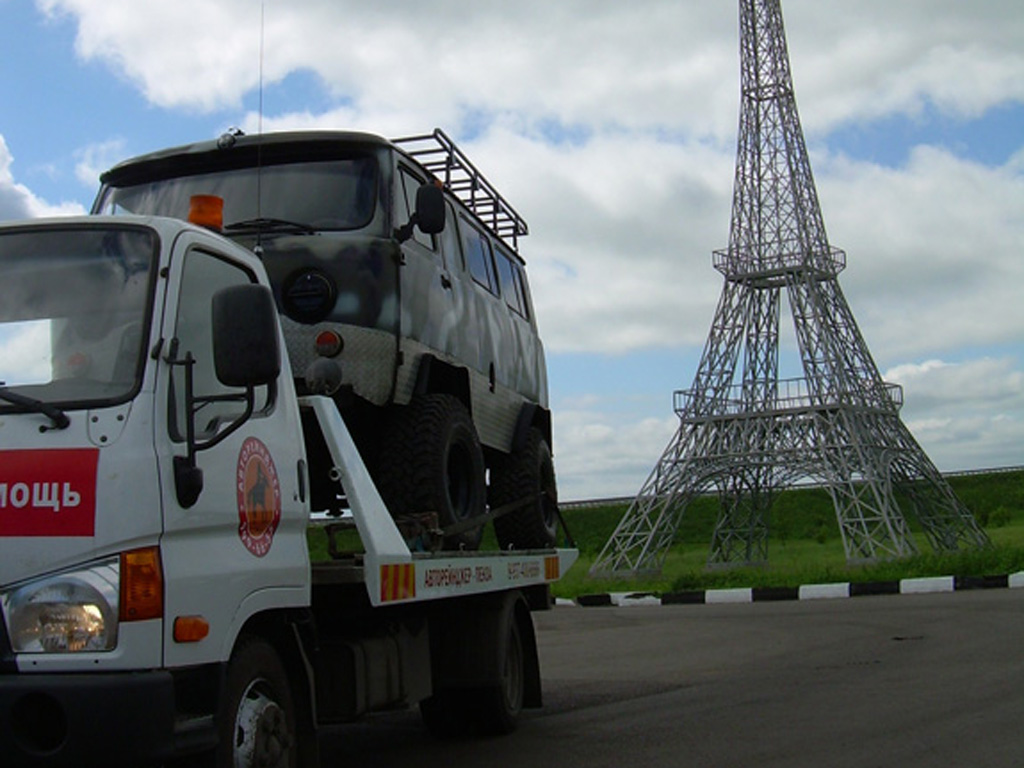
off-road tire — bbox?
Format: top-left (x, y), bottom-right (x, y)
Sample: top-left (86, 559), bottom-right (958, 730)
top-left (376, 394), bottom-right (486, 550)
top-left (491, 427), bottom-right (559, 549)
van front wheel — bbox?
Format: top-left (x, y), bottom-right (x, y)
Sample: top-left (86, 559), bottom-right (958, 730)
top-left (377, 394), bottom-right (486, 550)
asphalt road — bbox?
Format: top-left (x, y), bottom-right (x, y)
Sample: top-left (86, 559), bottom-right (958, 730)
top-left (320, 589), bottom-right (1024, 767)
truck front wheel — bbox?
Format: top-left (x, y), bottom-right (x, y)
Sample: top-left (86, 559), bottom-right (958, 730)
top-left (217, 638), bottom-right (298, 768)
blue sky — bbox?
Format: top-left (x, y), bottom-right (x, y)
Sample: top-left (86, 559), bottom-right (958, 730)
top-left (1, 0), bottom-right (1022, 500)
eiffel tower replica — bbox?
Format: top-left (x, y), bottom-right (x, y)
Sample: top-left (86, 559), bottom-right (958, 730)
top-left (590, 0), bottom-right (990, 578)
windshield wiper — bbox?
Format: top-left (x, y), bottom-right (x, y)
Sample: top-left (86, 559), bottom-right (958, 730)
top-left (224, 217), bottom-right (317, 235)
top-left (0, 385), bottom-right (70, 430)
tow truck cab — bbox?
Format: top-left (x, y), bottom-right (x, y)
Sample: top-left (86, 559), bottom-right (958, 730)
top-left (0, 216), bottom-right (310, 764)
top-left (0, 214), bottom-right (577, 767)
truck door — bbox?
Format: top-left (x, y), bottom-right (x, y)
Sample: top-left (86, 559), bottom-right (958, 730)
top-left (155, 237), bottom-right (309, 668)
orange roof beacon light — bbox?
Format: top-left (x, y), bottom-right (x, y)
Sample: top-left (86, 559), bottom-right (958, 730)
top-left (188, 194), bottom-right (224, 231)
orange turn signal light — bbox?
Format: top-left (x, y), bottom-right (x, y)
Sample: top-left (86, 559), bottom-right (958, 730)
top-left (120, 547), bottom-right (163, 622)
top-left (188, 194), bottom-right (224, 231)
top-left (173, 616), bottom-right (210, 643)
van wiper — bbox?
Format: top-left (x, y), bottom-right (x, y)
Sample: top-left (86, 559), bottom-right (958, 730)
top-left (224, 217), bottom-right (316, 235)
top-left (0, 385), bottom-right (70, 430)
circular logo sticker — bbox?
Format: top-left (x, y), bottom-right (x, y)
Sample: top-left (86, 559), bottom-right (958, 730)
top-left (236, 437), bottom-right (282, 557)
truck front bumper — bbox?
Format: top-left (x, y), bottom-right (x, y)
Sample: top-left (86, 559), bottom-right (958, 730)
top-left (0, 669), bottom-right (211, 767)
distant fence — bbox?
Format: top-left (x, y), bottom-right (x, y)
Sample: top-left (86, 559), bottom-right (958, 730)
top-left (559, 465), bottom-right (1024, 511)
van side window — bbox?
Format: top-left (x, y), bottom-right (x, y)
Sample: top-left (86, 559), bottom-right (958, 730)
top-left (495, 249), bottom-right (530, 319)
top-left (398, 167), bottom-right (435, 250)
top-left (169, 249), bottom-right (271, 442)
top-left (461, 217), bottom-right (498, 295)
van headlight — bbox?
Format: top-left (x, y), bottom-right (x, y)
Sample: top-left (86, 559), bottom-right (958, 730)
top-left (2, 558), bottom-right (119, 653)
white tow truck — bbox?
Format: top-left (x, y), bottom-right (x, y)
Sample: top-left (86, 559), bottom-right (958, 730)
top-left (0, 211), bottom-right (576, 767)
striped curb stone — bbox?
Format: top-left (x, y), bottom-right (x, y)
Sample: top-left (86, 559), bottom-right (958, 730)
top-left (570, 571), bottom-right (1024, 607)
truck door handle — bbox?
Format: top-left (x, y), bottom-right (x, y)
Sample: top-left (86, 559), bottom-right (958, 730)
top-left (440, 273), bottom-right (452, 290)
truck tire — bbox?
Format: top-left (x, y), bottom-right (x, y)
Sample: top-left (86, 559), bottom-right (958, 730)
top-left (418, 689), bottom-right (465, 739)
top-left (419, 594), bottom-right (528, 738)
top-left (491, 427), bottom-right (559, 549)
top-left (473, 615), bottom-right (526, 735)
top-left (377, 394), bottom-right (486, 550)
top-left (217, 637), bottom-right (298, 768)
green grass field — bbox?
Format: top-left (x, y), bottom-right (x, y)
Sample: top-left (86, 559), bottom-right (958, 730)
top-left (550, 469), bottom-right (1024, 599)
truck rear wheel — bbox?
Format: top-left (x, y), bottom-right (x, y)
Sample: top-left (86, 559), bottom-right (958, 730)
top-left (217, 638), bottom-right (297, 768)
top-left (491, 427), bottom-right (559, 549)
top-left (377, 394), bottom-right (486, 550)
top-left (420, 593), bottom-right (529, 738)
top-left (474, 615), bottom-right (525, 735)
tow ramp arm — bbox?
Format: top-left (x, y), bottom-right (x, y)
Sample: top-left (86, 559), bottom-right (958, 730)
top-left (302, 396), bottom-right (578, 607)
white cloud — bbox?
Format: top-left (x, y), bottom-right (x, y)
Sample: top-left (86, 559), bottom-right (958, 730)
top-left (39, 1), bottom-right (739, 133)
top-left (0, 322), bottom-right (52, 385)
top-left (74, 138), bottom-right (127, 188)
top-left (885, 357), bottom-right (1024, 412)
top-left (37, 1), bottom-right (1024, 135)
top-left (781, 1), bottom-right (1024, 131)
top-left (820, 146), bottom-right (1024, 360)
top-left (0, 135), bottom-right (84, 219)
top-left (553, 403), bottom-right (678, 500)
top-left (883, 356), bottom-right (1024, 471)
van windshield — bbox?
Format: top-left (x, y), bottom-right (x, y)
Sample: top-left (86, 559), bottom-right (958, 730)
top-left (0, 226), bottom-right (155, 410)
top-left (95, 158), bottom-right (379, 232)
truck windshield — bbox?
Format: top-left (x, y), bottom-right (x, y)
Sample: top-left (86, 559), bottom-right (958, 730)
top-left (0, 226), bottom-right (155, 410)
top-left (95, 158), bottom-right (379, 232)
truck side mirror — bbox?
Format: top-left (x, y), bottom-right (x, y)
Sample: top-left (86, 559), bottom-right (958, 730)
top-left (170, 284), bottom-right (281, 509)
top-left (211, 284), bottom-right (281, 387)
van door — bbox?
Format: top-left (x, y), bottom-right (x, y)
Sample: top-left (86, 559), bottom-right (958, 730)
top-left (394, 165), bottom-right (461, 384)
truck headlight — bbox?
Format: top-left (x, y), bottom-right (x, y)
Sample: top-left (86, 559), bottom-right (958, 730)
top-left (2, 558), bottom-right (119, 653)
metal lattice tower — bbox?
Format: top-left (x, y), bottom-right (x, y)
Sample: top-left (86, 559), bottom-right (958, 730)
top-left (590, 0), bottom-right (990, 578)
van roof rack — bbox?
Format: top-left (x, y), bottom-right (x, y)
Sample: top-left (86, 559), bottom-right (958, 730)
top-left (393, 129), bottom-right (528, 252)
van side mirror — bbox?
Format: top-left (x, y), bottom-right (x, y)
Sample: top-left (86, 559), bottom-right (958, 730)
top-left (394, 183), bottom-right (446, 243)
top-left (211, 284), bottom-right (281, 387)
top-left (415, 183), bottom-right (445, 235)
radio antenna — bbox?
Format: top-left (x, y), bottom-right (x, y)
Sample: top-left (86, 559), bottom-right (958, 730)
top-left (258, 1), bottom-right (265, 138)
top-left (255, 1), bottom-right (266, 256)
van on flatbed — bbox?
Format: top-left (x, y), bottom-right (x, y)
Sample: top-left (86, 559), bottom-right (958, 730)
top-left (93, 129), bottom-right (560, 553)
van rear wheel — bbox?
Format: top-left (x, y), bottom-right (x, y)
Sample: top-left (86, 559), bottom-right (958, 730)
top-left (491, 427), bottom-right (559, 550)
